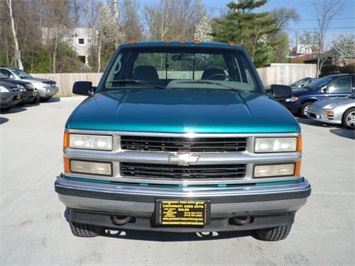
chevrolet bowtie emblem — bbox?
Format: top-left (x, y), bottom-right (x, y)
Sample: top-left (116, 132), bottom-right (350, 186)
top-left (169, 154), bottom-right (200, 166)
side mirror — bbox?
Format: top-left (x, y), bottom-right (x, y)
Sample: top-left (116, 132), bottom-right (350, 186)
top-left (270, 84), bottom-right (292, 100)
top-left (73, 81), bottom-right (94, 95)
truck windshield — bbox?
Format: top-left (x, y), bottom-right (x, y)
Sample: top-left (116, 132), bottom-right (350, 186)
top-left (103, 46), bottom-right (262, 93)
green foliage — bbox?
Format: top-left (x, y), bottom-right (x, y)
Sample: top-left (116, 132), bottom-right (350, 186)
top-left (269, 32), bottom-right (290, 63)
top-left (212, 0), bottom-right (280, 67)
top-left (321, 62), bottom-right (355, 77)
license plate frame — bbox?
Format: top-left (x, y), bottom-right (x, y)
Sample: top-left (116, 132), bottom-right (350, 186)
top-left (155, 199), bottom-right (210, 226)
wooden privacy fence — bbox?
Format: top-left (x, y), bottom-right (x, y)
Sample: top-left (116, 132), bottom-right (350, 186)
top-left (32, 63), bottom-right (316, 96)
top-left (258, 63), bottom-right (317, 87)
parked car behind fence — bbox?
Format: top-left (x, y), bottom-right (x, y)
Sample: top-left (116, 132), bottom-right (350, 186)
top-left (0, 73), bottom-right (37, 105)
top-left (0, 81), bottom-right (23, 112)
top-left (0, 66), bottom-right (58, 103)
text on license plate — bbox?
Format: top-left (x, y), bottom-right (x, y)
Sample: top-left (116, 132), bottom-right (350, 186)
top-left (155, 199), bottom-right (210, 226)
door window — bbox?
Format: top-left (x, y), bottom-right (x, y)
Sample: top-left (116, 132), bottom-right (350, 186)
top-left (327, 77), bottom-right (352, 93)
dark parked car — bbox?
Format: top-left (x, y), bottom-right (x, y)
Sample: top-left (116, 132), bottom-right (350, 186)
top-left (0, 73), bottom-right (37, 104)
top-left (0, 81), bottom-right (23, 112)
top-left (281, 74), bottom-right (355, 117)
top-left (290, 77), bottom-right (313, 88)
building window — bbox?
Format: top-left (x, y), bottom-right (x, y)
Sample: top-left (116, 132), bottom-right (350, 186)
top-left (78, 38), bottom-right (85, 44)
top-left (78, 56), bottom-right (86, 63)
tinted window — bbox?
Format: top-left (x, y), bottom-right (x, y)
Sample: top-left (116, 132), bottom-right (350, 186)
top-left (0, 69), bottom-right (11, 77)
top-left (327, 77), bottom-right (352, 93)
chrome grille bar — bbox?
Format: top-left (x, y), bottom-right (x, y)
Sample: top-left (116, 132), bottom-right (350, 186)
top-left (121, 162), bottom-right (246, 179)
top-left (120, 136), bottom-right (247, 152)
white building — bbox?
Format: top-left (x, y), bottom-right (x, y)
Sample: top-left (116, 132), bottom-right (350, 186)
top-left (42, 27), bottom-right (95, 65)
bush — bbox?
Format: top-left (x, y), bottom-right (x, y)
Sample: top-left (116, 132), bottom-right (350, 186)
top-left (340, 63), bottom-right (355, 73)
top-left (320, 64), bottom-right (340, 77)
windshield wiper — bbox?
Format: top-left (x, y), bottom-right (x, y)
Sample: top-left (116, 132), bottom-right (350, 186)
top-left (178, 80), bottom-right (250, 93)
top-left (106, 79), bottom-right (165, 89)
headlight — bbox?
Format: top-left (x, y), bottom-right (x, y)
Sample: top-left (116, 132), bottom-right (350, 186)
top-left (26, 84), bottom-right (34, 89)
top-left (16, 84), bottom-right (26, 90)
top-left (254, 163), bottom-right (295, 178)
top-left (285, 96), bottom-right (299, 102)
top-left (322, 103), bottom-right (338, 109)
top-left (254, 137), bottom-right (299, 153)
top-left (70, 159), bottom-right (112, 176)
top-left (66, 133), bottom-right (113, 151)
top-left (0, 86), bottom-right (9, 92)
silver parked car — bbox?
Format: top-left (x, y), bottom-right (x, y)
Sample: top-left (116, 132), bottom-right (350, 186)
top-left (0, 67), bottom-right (58, 103)
top-left (307, 93), bottom-right (355, 129)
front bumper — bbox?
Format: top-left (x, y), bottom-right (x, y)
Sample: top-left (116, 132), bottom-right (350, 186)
top-left (37, 86), bottom-right (59, 98)
top-left (55, 174), bottom-right (311, 232)
top-left (0, 93), bottom-right (22, 109)
top-left (307, 106), bottom-right (341, 125)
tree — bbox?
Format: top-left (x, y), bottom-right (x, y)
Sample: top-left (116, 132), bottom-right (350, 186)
top-left (194, 14), bottom-right (213, 42)
top-left (41, 0), bottom-right (75, 73)
top-left (311, 0), bottom-right (345, 76)
top-left (120, 0), bottom-right (143, 41)
top-left (269, 7), bottom-right (300, 29)
top-left (298, 31), bottom-right (319, 53)
top-left (212, 0), bottom-right (280, 67)
top-left (268, 7), bottom-right (300, 63)
top-left (96, 2), bottom-right (124, 72)
top-left (269, 31), bottom-right (289, 63)
top-left (5, 0), bottom-right (24, 69)
top-left (331, 34), bottom-right (355, 65)
top-left (143, 0), bottom-right (205, 40)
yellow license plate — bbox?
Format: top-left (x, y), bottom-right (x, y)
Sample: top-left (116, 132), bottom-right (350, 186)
top-left (155, 199), bottom-right (210, 226)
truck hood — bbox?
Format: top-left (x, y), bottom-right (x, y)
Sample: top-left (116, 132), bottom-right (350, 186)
top-left (66, 89), bottom-right (300, 133)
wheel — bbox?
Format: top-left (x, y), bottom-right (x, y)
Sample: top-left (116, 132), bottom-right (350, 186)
top-left (342, 108), bottom-right (355, 129)
top-left (256, 225), bottom-right (292, 241)
top-left (300, 102), bottom-right (312, 117)
top-left (69, 220), bottom-right (103, 237)
top-left (29, 91), bottom-right (40, 104)
top-left (41, 96), bottom-right (52, 102)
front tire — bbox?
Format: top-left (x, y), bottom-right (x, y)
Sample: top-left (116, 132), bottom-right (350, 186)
top-left (30, 92), bottom-right (40, 104)
top-left (342, 108), bottom-right (355, 129)
top-left (256, 225), bottom-right (292, 241)
top-left (300, 102), bottom-right (312, 117)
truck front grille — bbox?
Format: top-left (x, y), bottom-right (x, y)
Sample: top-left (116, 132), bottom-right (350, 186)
top-left (120, 136), bottom-right (247, 152)
top-left (120, 162), bottom-right (246, 179)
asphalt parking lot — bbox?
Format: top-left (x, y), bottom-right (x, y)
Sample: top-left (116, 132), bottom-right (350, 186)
top-left (0, 97), bottom-right (354, 265)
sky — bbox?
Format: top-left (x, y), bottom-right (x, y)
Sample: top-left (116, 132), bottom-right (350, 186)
top-left (203, 0), bottom-right (355, 48)
top-left (139, 0), bottom-right (355, 49)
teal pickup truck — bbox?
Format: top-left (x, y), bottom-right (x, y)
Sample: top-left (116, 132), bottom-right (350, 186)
top-left (55, 41), bottom-right (311, 241)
